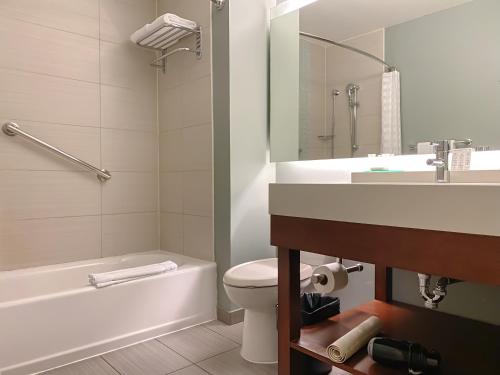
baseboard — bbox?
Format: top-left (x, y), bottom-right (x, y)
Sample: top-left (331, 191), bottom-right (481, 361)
top-left (217, 307), bottom-right (244, 325)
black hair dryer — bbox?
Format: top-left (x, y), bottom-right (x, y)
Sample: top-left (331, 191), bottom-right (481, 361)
top-left (368, 337), bottom-right (440, 374)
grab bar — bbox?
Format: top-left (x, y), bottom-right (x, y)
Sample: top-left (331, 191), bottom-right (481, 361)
top-left (2, 122), bottom-right (111, 182)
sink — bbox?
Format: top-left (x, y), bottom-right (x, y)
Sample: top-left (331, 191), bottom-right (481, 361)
top-left (269, 182), bottom-right (500, 236)
top-left (351, 170), bottom-right (500, 184)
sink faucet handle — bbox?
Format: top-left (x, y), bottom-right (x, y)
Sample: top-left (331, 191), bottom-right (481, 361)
top-left (426, 158), bottom-right (445, 167)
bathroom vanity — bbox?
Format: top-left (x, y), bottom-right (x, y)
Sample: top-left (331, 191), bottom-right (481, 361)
top-left (270, 183), bottom-right (500, 375)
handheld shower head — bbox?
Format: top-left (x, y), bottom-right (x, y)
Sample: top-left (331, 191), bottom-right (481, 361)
top-left (346, 84), bottom-right (359, 96)
top-left (346, 83), bottom-right (360, 106)
top-left (210, 0), bottom-right (226, 10)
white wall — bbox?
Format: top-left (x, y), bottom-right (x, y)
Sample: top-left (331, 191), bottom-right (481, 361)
top-left (213, 0), bottom-right (277, 313)
top-left (0, 0), bottom-right (159, 271)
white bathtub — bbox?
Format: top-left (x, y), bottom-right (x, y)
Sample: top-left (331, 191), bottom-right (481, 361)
top-left (0, 251), bottom-right (217, 375)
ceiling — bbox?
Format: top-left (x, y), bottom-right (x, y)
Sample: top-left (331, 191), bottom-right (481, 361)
top-left (299, 0), bottom-right (474, 41)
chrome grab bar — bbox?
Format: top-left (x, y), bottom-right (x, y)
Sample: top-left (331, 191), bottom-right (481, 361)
top-left (2, 122), bottom-right (111, 182)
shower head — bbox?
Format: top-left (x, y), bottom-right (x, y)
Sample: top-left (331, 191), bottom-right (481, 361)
top-left (332, 89), bottom-right (341, 97)
top-left (346, 83), bottom-right (360, 106)
top-left (210, 0), bottom-right (226, 10)
top-left (346, 84), bottom-right (360, 96)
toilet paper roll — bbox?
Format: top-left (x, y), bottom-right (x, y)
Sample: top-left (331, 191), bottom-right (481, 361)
top-left (312, 262), bottom-right (349, 294)
top-left (327, 316), bottom-right (382, 363)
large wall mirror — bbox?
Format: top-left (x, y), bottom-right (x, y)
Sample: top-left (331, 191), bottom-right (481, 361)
top-left (270, 0), bottom-right (500, 162)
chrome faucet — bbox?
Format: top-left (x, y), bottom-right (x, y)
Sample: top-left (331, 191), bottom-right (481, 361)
top-left (426, 139), bottom-right (472, 183)
top-left (426, 140), bottom-right (450, 183)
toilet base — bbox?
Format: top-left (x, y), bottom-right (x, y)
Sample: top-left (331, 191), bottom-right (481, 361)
top-left (240, 308), bottom-right (278, 364)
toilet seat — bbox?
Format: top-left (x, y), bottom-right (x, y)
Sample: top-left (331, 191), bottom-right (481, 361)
top-left (223, 258), bottom-right (312, 288)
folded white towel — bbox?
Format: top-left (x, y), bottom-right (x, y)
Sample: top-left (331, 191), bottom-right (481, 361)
top-left (89, 261), bottom-right (178, 288)
top-left (131, 13), bottom-right (198, 46)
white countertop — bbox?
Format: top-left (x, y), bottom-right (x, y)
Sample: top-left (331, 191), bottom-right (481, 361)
top-left (269, 183), bottom-right (500, 237)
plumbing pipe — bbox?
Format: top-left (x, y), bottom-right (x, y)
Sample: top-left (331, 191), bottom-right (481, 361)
top-left (418, 273), bottom-right (462, 309)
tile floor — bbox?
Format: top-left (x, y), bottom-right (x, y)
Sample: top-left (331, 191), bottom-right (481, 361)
top-left (41, 321), bottom-right (278, 375)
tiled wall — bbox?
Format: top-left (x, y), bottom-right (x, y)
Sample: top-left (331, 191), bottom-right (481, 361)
top-left (299, 29), bottom-right (384, 159)
top-left (158, 0), bottom-right (214, 261)
top-left (327, 29), bottom-right (384, 158)
top-left (0, 0), bottom-right (159, 271)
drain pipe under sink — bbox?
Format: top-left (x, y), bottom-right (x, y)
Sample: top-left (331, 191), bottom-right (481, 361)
top-left (417, 273), bottom-right (462, 309)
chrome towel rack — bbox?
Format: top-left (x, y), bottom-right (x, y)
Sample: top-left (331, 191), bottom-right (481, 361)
top-left (2, 122), bottom-right (111, 182)
top-left (133, 20), bottom-right (201, 74)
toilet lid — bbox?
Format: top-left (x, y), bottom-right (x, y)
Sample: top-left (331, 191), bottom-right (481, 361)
top-left (223, 258), bottom-right (312, 288)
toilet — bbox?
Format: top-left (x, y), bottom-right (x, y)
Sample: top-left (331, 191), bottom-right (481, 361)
top-left (223, 258), bottom-right (314, 364)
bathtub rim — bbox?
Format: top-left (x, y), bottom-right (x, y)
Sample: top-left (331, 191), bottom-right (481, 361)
top-left (0, 250), bottom-right (215, 308)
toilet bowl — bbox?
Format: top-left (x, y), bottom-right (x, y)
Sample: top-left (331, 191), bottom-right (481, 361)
top-left (223, 258), bottom-right (313, 364)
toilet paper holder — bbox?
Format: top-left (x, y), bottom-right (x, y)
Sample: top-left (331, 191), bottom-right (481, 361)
top-left (312, 263), bottom-right (364, 286)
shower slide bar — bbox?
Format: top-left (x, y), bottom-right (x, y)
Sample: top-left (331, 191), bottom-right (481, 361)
top-left (2, 122), bottom-right (112, 182)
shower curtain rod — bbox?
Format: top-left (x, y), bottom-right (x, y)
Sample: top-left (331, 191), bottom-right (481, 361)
top-left (300, 32), bottom-right (396, 72)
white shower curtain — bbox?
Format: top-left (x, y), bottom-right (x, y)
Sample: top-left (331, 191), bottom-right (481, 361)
top-left (381, 71), bottom-right (401, 155)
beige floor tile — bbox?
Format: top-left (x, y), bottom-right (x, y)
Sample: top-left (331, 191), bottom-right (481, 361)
top-left (42, 357), bottom-right (118, 375)
top-left (170, 365), bottom-right (210, 375)
top-left (158, 325), bottom-right (239, 363)
top-left (102, 340), bottom-right (190, 375)
top-left (198, 349), bottom-right (277, 375)
top-left (203, 321), bottom-right (243, 344)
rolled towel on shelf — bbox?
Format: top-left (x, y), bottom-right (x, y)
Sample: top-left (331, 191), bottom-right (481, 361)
top-left (327, 316), bottom-right (382, 363)
top-left (89, 261), bottom-right (178, 288)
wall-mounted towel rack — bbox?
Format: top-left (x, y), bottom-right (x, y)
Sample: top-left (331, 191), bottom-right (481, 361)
top-left (131, 14), bottom-right (201, 73)
top-left (2, 122), bottom-right (111, 182)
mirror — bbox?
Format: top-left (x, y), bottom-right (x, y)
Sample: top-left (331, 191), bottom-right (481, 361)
top-left (270, 0), bottom-right (500, 162)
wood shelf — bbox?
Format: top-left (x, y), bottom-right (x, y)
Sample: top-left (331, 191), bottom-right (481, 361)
top-left (291, 300), bottom-right (500, 375)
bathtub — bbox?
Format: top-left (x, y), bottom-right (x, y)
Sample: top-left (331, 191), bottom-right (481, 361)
top-left (0, 251), bottom-right (217, 375)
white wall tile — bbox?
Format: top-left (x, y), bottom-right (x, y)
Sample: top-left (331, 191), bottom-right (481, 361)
top-left (100, 0), bottom-right (156, 44)
top-left (102, 172), bottom-right (158, 214)
top-left (0, 0), bottom-right (160, 270)
top-left (0, 216), bottom-right (101, 271)
top-left (0, 16), bottom-right (99, 82)
top-left (159, 87), bottom-right (182, 132)
top-left (0, 68), bottom-right (100, 127)
top-left (102, 212), bottom-right (158, 256)
top-left (0, 0), bottom-right (99, 38)
top-left (160, 130), bottom-right (183, 172)
top-left (160, 173), bottom-right (183, 213)
top-left (102, 128), bottom-right (157, 172)
top-left (0, 171), bottom-right (100, 220)
top-left (158, 30), bottom-right (212, 89)
top-left (357, 76), bottom-right (382, 116)
top-left (160, 213), bottom-right (184, 253)
top-left (182, 171), bottom-right (213, 217)
top-left (181, 76), bottom-right (212, 128)
top-left (182, 124), bottom-right (212, 171)
top-left (183, 215), bottom-right (213, 261)
top-left (159, 74), bottom-right (212, 126)
top-left (101, 84), bottom-right (157, 131)
top-left (357, 114), bottom-right (381, 146)
top-left (157, 0), bottom-right (213, 262)
top-left (0, 120), bottom-right (100, 171)
top-left (100, 41), bottom-right (156, 90)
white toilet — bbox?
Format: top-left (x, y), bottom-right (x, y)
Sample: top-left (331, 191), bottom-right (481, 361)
top-left (223, 258), bottom-right (314, 364)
